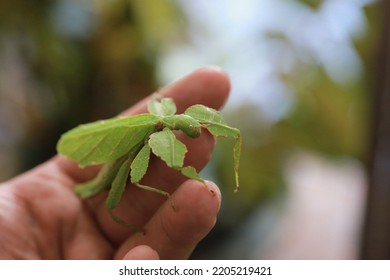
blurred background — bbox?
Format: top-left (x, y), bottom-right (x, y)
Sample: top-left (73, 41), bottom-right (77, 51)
top-left (0, 0), bottom-right (384, 259)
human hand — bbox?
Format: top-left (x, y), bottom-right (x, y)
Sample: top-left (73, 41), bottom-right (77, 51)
top-left (0, 67), bottom-right (230, 260)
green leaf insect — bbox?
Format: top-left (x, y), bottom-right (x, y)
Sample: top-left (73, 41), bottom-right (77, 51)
top-left (56, 95), bottom-right (241, 232)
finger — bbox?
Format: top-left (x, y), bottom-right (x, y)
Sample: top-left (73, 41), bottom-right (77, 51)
top-left (122, 245), bottom-right (160, 260)
top-left (115, 180), bottom-right (221, 260)
top-left (96, 130), bottom-right (215, 243)
top-left (123, 66), bottom-right (231, 115)
top-left (55, 66), bottom-right (230, 184)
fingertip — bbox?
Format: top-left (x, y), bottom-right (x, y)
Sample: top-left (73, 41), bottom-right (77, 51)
top-left (122, 245), bottom-right (160, 260)
top-left (114, 179), bottom-right (223, 260)
top-left (204, 180), bottom-right (222, 208)
top-left (163, 179), bottom-right (222, 240)
top-left (193, 65), bottom-right (231, 91)
top-left (195, 66), bottom-right (231, 100)
top-left (123, 66), bottom-right (231, 116)
top-left (172, 66), bottom-right (231, 111)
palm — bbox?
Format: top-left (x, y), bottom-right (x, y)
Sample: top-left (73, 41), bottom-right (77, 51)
top-left (0, 167), bottom-right (112, 259)
top-left (0, 68), bottom-right (229, 260)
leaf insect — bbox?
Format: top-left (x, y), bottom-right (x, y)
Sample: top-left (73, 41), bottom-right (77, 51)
top-left (57, 95), bottom-right (241, 232)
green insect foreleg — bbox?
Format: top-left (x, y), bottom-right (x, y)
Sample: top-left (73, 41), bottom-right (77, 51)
top-left (185, 104), bottom-right (241, 192)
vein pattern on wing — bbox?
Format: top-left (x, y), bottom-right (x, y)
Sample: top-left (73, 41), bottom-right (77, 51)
top-left (57, 114), bottom-right (160, 166)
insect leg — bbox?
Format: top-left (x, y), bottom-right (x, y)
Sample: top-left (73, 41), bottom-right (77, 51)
top-left (130, 143), bottom-right (175, 209)
top-left (149, 129), bottom-right (209, 190)
top-left (134, 182), bottom-right (176, 210)
top-left (74, 155), bottom-right (127, 198)
top-left (176, 165), bottom-right (207, 189)
top-left (185, 104), bottom-right (241, 192)
top-left (106, 145), bottom-right (145, 232)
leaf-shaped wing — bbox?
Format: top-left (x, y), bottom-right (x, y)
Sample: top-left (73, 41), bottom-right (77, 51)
top-left (148, 129), bottom-right (186, 168)
top-left (57, 114), bottom-right (159, 167)
top-left (185, 105), bottom-right (241, 191)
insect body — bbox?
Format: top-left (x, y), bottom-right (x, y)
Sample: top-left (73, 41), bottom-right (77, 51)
top-left (57, 96), bottom-right (241, 231)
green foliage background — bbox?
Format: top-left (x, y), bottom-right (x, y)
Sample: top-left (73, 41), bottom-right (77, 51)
top-left (0, 0), bottom-right (183, 174)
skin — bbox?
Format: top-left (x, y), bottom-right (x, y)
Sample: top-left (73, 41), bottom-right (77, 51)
top-left (0, 67), bottom-right (230, 259)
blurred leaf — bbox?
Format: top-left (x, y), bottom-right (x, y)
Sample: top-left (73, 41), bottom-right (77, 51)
top-left (281, 67), bottom-right (370, 160)
top-left (131, 0), bottom-right (183, 49)
top-left (298, 0), bottom-right (324, 10)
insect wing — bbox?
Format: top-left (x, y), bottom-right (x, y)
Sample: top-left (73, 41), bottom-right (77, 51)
top-left (57, 114), bottom-right (159, 167)
top-left (148, 129), bottom-right (186, 168)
